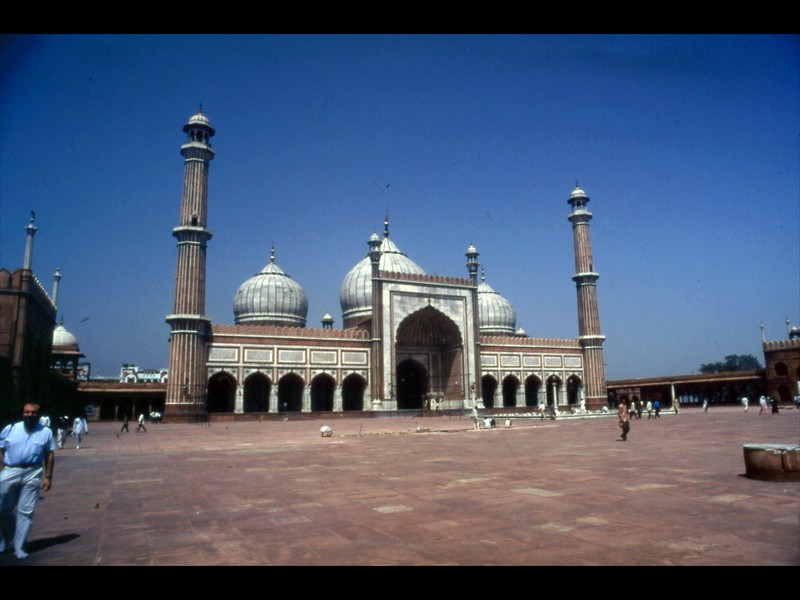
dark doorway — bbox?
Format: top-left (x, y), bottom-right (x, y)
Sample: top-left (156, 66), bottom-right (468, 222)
top-left (244, 373), bottom-right (270, 412)
top-left (397, 359), bottom-right (427, 410)
top-left (342, 374), bottom-right (366, 412)
top-left (502, 376), bottom-right (519, 408)
top-left (482, 375), bottom-right (497, 408)
top-left (311, 374), bottom-right (336, 412)
top-left (207, 373), bottom-right (236, 413)
top-left (278, 373), bottom-right (304, 412)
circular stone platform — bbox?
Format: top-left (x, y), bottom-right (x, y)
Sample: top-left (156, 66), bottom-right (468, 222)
top-left (743, 444), bottom-right (800, 481)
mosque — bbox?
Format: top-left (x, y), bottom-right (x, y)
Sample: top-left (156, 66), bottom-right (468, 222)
top-left (165, 109), bottom-right (608, 421)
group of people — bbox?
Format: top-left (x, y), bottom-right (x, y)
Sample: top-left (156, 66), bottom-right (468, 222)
top-left (119, 413), bottom-right (149, 433)
top-left (755, 395), bottom-right (779, 415)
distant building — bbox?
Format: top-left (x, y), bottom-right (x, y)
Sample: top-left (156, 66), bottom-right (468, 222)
top-left (762, 321), bottom-right (800, 403)
top-left (120, 364), bottom-right (168, 384)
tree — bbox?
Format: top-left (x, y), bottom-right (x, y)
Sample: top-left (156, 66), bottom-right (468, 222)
top-left (698, 354), bottom-right (762, 374)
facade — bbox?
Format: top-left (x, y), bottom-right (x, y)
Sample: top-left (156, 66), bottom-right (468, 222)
top-left (0, 214), bottom-right (79, 421)
top-left (164, 110), bottom-right (609, 421)
top-left (762, 321), bottom-right (800, 403)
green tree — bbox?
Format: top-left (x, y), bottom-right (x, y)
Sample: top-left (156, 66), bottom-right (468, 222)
top-left (699, 354), bottom-right (762, 373)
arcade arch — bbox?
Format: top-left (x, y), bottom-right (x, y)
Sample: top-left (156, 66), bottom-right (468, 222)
top-left (208, 371), bottom-right (236, 413)
top-left (342, 373), bottom-right (366, 412)
top-left (278, 373), bottom-right (304, 412)
top-left (243, 372), bottom-right (271, 413)
top-left (525, 375), bottom-right (542, 407)
top-left (482, 374), bottom-right (498, 408)
top-left (311, 373), bottom-right (336, 412)
top-left (502, 375), bottom-right (520, 408)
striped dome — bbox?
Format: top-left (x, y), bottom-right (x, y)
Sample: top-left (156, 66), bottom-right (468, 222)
top-left (340, 232), bottom-right (425, 328)
top-left (477, 273), bottom-right (516, 335)
top-left (233, 250), bottom-right (308, 327)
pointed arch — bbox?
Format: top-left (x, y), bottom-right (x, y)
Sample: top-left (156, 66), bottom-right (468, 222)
top-left (278, 373), bottom-right (304, 412)
top-left (342, 373), bottom-right (366, 412)
top-left (502, 374), bottom-right (520, 408)
top-left (482, 374), bottom-right (498, 408)
top-left (208, 371), bottom-right (237, 413)
top-left (311, 373), bottom-right (336, 412)
top-left (244, 372), bottom-right (271, 413)
top-left (525, 375), bottom-right (542, 407)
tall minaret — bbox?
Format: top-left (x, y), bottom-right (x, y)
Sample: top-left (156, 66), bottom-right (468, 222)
top-left (165, 108), bottom-right (215, 421)
top-left (567, 185), bottom-right (607, 409)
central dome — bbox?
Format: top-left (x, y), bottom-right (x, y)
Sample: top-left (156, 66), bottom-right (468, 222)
top-left (340, 224), bottom-right (425, 329)
top-left (233, 248), bottom-right (308, 327)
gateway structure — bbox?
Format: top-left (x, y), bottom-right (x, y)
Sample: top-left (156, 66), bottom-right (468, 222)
top-left (165, 110), bottom-right (607, 421)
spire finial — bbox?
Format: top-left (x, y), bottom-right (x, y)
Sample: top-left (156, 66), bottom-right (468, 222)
top-left (384, 210), bottom-right (389, 238)
top-left (481, 267), bottom-right (486, 282)
top-left (270, 242), bottom-right (275, 263)
top-left (198, 102), bottom-right (203, 114)
top-left (760, 320), bottom-right (766, 343)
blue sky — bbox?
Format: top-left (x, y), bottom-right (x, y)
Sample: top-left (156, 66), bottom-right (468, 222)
top-left (1, 34), bottom-right (798, 380)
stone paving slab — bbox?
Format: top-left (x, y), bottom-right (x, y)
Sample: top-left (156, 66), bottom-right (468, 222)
top-left (1, 407), bottom-right (798, 566)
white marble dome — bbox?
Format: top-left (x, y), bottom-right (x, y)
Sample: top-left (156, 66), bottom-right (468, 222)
top-left (233, 250), bottom-right (308, 327)
top-left (52, 322), bottom-right (79, 349)
top-left (340, 232), bottom-right (425, 328)
top-left (477, 272), bottom-right (517, 335)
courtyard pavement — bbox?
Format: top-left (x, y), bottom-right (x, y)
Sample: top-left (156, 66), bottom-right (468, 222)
top-left (1, 406), bottom-right (798, 566)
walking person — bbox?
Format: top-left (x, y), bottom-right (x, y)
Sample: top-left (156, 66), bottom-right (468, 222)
top-left (72, 416), bottom-right (87, 449)
top-left (673, 396), bottom-right (680, 415)
top-left (645, 400), bottom-right (653, 419)
top-left (0, 403), bottom-right (55, 559)
top-left (120, 415), bottom-right (129, 433)
top-left (653, 399), bottom-right (661, 418)
top-left (618, 399), bottom-right (631, 441)
top-left (702, 399), bottom-right (709, 413)
top-left (56, 415), bottom-right (70, 449)
top-left (741, 396), bottom-right (749, 412)
top-left (136, 413), bottom-right (147, 433)
top-left (758, 395), bottom-right (768, 415)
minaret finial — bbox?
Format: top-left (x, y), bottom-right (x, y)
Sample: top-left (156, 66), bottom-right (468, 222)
top-left (270, 242), bottom-right (275, 263)
top-left (481, 267), bottom-right (486, 283)
top-left (198, 102), bottom-right (203, 113)
top-left (384, 210), bottom-right (389, 238)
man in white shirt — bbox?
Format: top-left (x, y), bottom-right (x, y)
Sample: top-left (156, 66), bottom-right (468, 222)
top-left (0, 403), bottom-right (55, 559)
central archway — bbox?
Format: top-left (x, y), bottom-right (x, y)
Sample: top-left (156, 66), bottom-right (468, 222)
top-left (397, 359), bottom-right (427, 410)
top-left (395, 305), bottom-right (464, 405)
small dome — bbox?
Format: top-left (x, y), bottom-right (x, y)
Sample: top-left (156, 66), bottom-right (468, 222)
top-left (340, 231), bottom-right (425, 328)
top-left (53, 323), bottom-right (79, 349)
top-left (187, 110), bottom-right (211, 127)
top-left (477, 272), bottom-right (517, 335)
top-left (466, 243), bottom-right (478, 255)
top-left (516, 326), bottom-right (527, 337)
top-left (569, 185), bottom-right (589, 204)
top-left (233, 250), bottom-right (308, 327)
